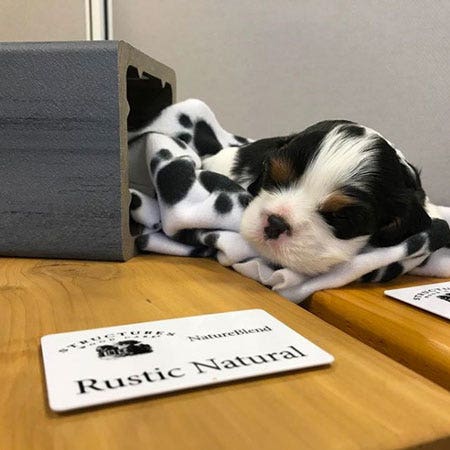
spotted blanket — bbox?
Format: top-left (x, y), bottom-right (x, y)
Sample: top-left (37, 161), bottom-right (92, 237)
top-left (128, 99), bottom-right (450, 303)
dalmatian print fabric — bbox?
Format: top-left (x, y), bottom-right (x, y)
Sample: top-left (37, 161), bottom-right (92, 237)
top-left (129, 99), bottom-right (450, 303)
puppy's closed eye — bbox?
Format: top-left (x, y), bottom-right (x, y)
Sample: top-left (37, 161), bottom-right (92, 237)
top-left (319, 192), bottom-right (376, 239)
top-left (319, 193), bottom-right (357, 231)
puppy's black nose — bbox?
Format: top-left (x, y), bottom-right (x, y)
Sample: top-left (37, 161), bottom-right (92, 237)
top-left (264, 214), bottom-right (291, 239)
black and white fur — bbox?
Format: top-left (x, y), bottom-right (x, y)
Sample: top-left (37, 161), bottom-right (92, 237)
top-left (204, 120), bottom-right (435, 275)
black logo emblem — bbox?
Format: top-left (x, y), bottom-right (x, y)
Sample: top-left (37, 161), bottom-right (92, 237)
top-left (437, 294), bottom-right (450, 302)
top-left (96, 340), bottom-right (153, 359)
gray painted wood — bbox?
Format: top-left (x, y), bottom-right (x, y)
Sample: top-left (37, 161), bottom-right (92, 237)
top-left (0, 41), bottom-right (175, 260)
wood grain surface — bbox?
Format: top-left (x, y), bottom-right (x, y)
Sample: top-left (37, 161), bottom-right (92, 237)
top-left (307, 276), bottom-right (450, 390)
top-left (1, 256), bottom-right (450, 450)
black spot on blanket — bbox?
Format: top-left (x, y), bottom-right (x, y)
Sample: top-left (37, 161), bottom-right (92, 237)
top-left (214, 193), bottom-right (233, 214)
top-left (199, 170), bottom-right (242, 193)
top-left (173, 229), bottom-right (201, 246)
top-left (204, 233), bottom-right (219, 247)
top-left (234, 135), bottom-right (250, 144)
top-left (194, 120), bottom-right (222, 156)
top-left (176, 133), bottom-right (192, 144)
top-left (406, 233), bottom-right (427, 256)
top-left (157, 148), bottom-right (173, 160)
top-left (150, 149), bottom-right (174, 174)
top-left (150, 158), bottom-right (159, 174)
top-left (238, 193), bottom-right (252, 208)
top-left (130, 193), bottom-right (142, 210)
top-left (179, 113), bottom-right (193, 128)
top-left (379, 262), bottom-right (404, 282)
top-left (156, 159), bottom-right (196, 205)
top-left (136, 234), bottom-right (150, 250)
top-left (361, 270), bottom-right (378, 283)
top-left (172, 230), bottom-right (217, 258)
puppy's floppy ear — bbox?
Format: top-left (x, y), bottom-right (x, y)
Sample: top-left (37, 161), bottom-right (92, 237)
top-left (240, 135), bottom-right (294, 196)
top-left (247, 159), bottom-right (268, 196)
top-left (370, 192), bottom-right (432, 247)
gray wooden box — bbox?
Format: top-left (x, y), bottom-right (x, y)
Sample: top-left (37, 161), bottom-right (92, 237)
top-left (0, 41), bottom-right (175, 261)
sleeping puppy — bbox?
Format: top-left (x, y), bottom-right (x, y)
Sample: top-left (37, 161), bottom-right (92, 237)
top-left (203, 120), bottom-right (433, 276)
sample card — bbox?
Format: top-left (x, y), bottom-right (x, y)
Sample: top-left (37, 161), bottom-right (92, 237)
top-left (385, 281), bottom-right (450, 320)
top-left (41, 309), bottom-right (334, 412)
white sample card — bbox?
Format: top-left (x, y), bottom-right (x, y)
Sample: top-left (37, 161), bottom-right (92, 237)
top-left (385, 281), bottom-right (450, 320)
top-left (41, 309), bottom-right (334, 412)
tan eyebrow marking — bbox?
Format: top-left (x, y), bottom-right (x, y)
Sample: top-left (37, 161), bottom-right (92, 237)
top-left (268, 157), bottom-right (296, 184)
top-left (320, 191), bottom-right (357, 212)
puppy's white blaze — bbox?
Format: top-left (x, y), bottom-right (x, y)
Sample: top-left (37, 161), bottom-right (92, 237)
top-left (301, 126), bottom-right (378, 196)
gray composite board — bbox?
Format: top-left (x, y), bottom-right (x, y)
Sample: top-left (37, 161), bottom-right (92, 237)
top-left (0, 40), bottom-right (175, 260)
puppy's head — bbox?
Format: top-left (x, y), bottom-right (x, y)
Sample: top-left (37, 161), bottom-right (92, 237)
top-left (240, 121), bottom-right (431, 275)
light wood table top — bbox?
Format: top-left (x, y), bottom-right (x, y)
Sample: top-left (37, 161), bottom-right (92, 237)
top-left (306, 276), bottom-right (450, 390)
top-left (1, 256), bottom-right (450, 450)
